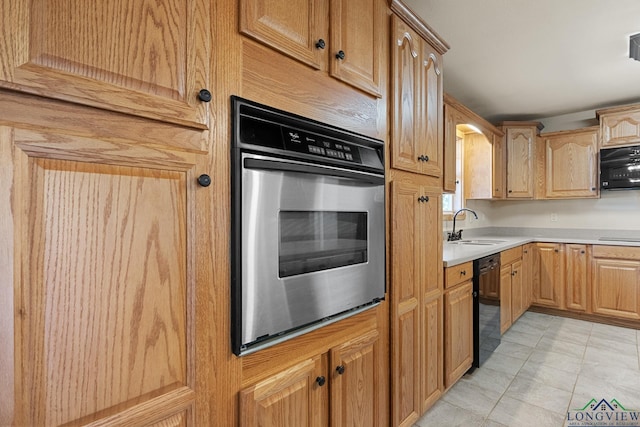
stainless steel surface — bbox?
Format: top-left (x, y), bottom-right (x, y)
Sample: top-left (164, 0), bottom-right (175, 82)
top-left (448, 239), bottom-right (507, 246)
top-left (240, 153), bottom-right (385, 352)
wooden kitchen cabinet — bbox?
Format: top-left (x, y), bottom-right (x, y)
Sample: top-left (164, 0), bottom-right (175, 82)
top-left (389, 176), bottom-right (443, 426)
top-left (241, 329), bottom-right (382, 427)
top-left (531, 243), bottom-right (565, 309)
top-left (500, 246), bottom-right (524, 333)
top-left (443, 103), bottom-right (464, 193)
top-left (597, 103), bottom-right (640, 148)
top-left (240, 0), bottom-right (384, 97)
top-left (565, 244), bottom-right (590, 312)
top-left (591, 246), bottom-right (640, 320)
top-left (390, 12), bottom-right (447, 178)
top-left (444, 264), bottom-right (473, 389)
top-left (521, 243), bottom-right (535, 309)
top-left (540, 127), bottom-right (599, 199)
top-left (498, 122), bottom-right (543, 199)
top-left (0, 0), bottom-right (211, 129)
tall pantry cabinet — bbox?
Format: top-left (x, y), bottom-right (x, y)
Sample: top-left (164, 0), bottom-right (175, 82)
top-left (388, 1), bottom-right (449, 426)
top-left (0, 0), bottom-right (240, 425)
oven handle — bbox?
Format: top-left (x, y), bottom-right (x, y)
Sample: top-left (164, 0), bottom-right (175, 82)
top-left (244, 157), bottom-right (384, 185)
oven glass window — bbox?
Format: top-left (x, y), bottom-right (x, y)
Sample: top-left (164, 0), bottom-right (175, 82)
top-left (279, 211), bottom-right (368, 277)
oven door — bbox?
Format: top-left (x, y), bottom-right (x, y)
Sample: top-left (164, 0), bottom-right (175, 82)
top-left (235, 152), bottom-right (385, 354)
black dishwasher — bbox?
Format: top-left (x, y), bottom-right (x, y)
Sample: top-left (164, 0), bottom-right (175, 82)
top-left (472, 254), bottom-right (501, 368)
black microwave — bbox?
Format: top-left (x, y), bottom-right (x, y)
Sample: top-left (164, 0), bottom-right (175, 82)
top-left (600, 144), bottom-right (640, 190)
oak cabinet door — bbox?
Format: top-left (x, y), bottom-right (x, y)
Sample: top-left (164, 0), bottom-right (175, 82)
top-left (2, 126), bottom-right (198, 426)
top-left (390, 17), bottom-right (421, 175)
top-left (329, 0), bottom-right (383, 97)
top-left (444, 281), bottom-right (472, 388)
top-left (1, 0), bottom-right (211, 129)
top-left (240, 356), bottom-right (327, 427)
top-left (240, 0), bottom-right (328, 71)
top-left (389, 180), bottom-right (422, 426)
top-left (543, 128), bottom-right (598, 198)
top-left (418, 41), bottom-right (443, 178)
top-left (565, 244), bottom-right (590, 312)
top-left (330, 330), bottom-right (382, 427)
top-left (532, 243), bottom-right (565, 309)
top-left (510, 260), bottom-right (525, 322)
top-left (499, 264), bottom-right (513, 334)
top-left (506, 127), bottom-right (535, 198)
top-left (592, 259), bottom-right (640, 320)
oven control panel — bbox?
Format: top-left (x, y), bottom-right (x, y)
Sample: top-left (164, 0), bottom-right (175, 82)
top-left (282, 127), bottom-right (362, 164)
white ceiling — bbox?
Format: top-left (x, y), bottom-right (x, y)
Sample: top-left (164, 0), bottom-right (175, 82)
top-left (403, 0), bottom-right (640, 123)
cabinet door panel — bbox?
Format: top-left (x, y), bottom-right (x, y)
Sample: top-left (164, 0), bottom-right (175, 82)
top-left (592, 259), bottom-right (640, 320)
top-left (510, 260), bottom-right (524, 321)
top-left (499, 265), bottom-right (512, 334)
top-left (390, 181), bottom-right (421, 426)
top-left (240, 0), bottom-right (327, 71)
top-left (421, 294), bottom-right (442, 412)
top-left (444, 282), bottom-right (472, 388)
top-left (391, 17), bottom-right (421, 174)
top-left (8, 127), bottom-right (196, 425)
top-left (506, 128), bottom-right (534, 198)
top-left (544, 130), bottom-right (598, 198)
top-left (418, 43), bottom-right (443, 178)
top-left (240, 356), bottom-right (327, 427)
top-left (331, 330), bottom-right (381, 427)
top-left (565, 244), bottom-right (589, 312)
top-left (532, 243), bottom-right (564, 308)
top-left (330, 0), bottom-right (382, 97)
top-left (1, 0), bottom-right (211, 128)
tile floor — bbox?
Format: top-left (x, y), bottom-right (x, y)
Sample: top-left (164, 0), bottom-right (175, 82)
top-left (415, 311), bottom-right (640, 427)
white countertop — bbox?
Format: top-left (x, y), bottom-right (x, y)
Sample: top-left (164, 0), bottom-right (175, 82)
top-left (443, 234), bottom-right (640, 267)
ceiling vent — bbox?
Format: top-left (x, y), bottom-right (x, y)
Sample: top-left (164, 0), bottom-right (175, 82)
top-left (630, 33), bottom-right (640, 61)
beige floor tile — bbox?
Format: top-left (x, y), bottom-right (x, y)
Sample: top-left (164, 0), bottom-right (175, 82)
top-left (414, 399), bottom-right (485, 427)
top-left (488, 395), bottom-right (566, 427)
top-left (503, 376), bottom-right (572, 415)
top-left (517, 358), bottom-right (579, 392)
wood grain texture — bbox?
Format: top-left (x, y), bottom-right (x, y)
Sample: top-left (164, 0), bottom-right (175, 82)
top-left (389, 0), bottom-right (449, 54)
top-left (593, 245), bottom-right (640, 261)
top-left (19, 156), bottom-right (190, 425)
top-left (445, 262), bottom-right (472, 290)
top-left (542, 127), bottom-right (598, 199)
top-left (0, 127), bottom-right (16, 426)
top-left (505, 126), bottom-right (535, 198)
top-left (330, 329), bottom-right (381, 427)
top-left (444, 281), bottom-right (472, 388)
top-left (500, 265), bottom-right (513, 333)
top-left (1, 0), bottom-right (211, 128)
top-left (464, 132), bottom-right (493, 199)
top-left (510, 260), bottom-right (525, 322)
top-left (330, 0), bottom-right (383, 97)
top-left (597, 104), bottom-right (640, 148)
top-left (592, 259), bottom-right (640, 320)
top-left (240, 356), bottom-right (327, 427)
top-left (420, 293), bottom-right (442, 412)
top-left (565, 244), bottom-right (589, 312)
top-left (532, 243), bottom-right (565, 309)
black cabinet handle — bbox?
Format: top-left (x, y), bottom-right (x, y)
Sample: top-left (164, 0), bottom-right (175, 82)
top-left (581, 250), bottom-right (586, 254)
top-left (336, 50), bottom-right (345, 60)
top-left (315, 39), bottom-right (326, 49)
top-left (508, 190), bottom-right (513, 193)
top-left (316, 376), bottom-right (326, 386)
top-left (197, 174), bottom-right (211, 187)
top-left (198, 89), bottom-right (212, 102)
top-left (554, 249), bottom-right (559, 253)
top-left (336, 365), bottom-right (345, 375)
top-left (460, 270), bottom-right (466, 276)
top-left (417, 196), bottom-right (430, 203)
top-left (417, 154), bottom-right (430, 162)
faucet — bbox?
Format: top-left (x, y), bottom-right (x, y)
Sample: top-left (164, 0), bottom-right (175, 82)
top-left (447, 208), bottom-right (478, 241)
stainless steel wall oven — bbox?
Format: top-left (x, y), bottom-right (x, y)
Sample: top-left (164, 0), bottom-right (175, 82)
top-left (231, 96), bottom-right (386, 356)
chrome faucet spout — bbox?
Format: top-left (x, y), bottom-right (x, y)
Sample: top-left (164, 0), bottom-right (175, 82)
top-left (448, 208), bottom-right (478, 241)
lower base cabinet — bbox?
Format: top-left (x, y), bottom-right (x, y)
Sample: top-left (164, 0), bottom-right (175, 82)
top-left (592, 246), bottom-right (640, 320)
top-left (444, 281), bottom-right (473, 388)
top-left (240, 329), bottom-right (382, 427)
top-left (500, 246), bottom-right (524, 333)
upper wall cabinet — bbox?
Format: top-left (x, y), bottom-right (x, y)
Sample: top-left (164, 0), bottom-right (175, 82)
top-left (240, 0), bottom-right (384, 97)
top-left (390, 8), bottom-right (447, 178)
top-left (597, 103), bottom-right (640, 148)
top-left (498, 122), bottom-right (543, 199)
top-left (0, 0), bottom-right (211, 129)
top-left (540, 127), bottom-right (599, 199)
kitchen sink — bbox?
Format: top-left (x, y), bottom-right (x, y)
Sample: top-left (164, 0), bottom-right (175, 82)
top-left (447, 239), bottom-right (507, 245)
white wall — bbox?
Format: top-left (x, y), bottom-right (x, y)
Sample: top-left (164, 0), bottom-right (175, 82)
top-left (443, 191), bottom-right (640, 232)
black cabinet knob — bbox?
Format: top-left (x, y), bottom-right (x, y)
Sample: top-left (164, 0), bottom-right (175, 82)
top-left (316, 376), bottom-right (326, 386)
top-left (197, 174), bottom-right (212, 187)
top-left (460, 270), bottom-right (466, 276)
top-left (316, 39), bottom-right (326, 49)
top-left (336, 50), bottom-right (345, 60)
top-left (508, 190), bottom-right (513, 193)
top-left (417, 195), bottom-right (430, 203)
top-left (336, 365), bottom-right (345, 375)
top-left (198, 89), bottom-right (212, 102)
